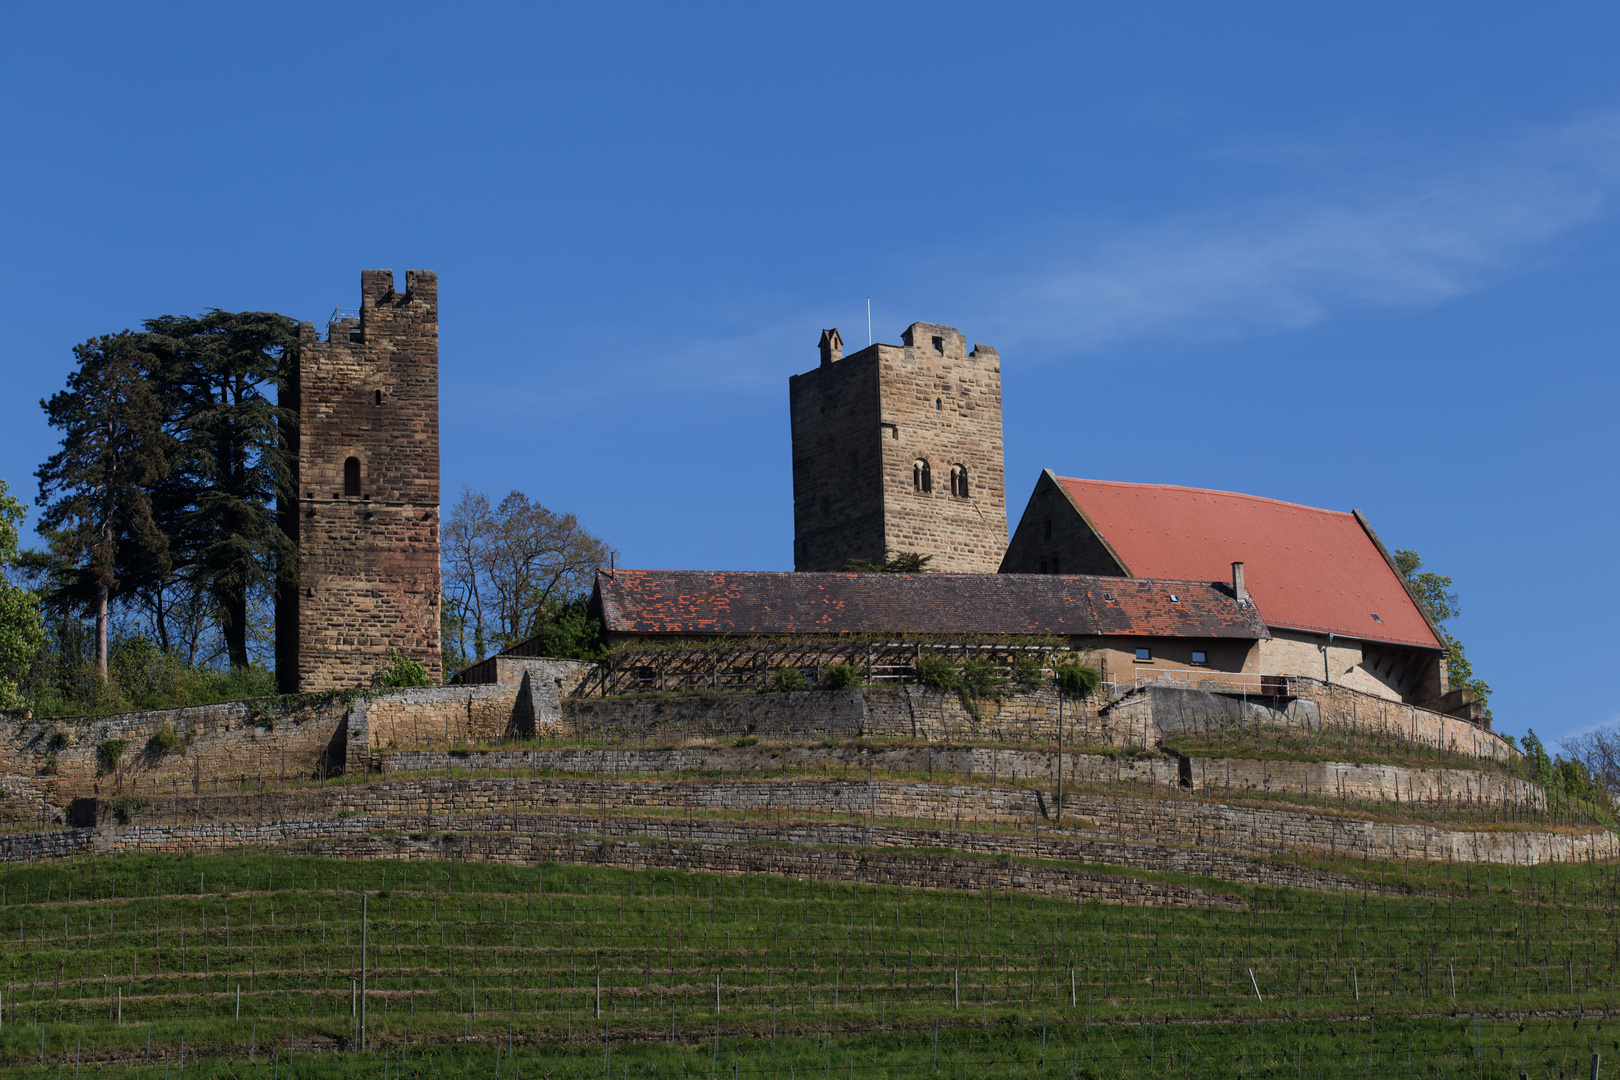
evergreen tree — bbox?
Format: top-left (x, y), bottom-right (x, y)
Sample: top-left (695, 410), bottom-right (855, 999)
top-left (34, 333), bottom-right (170, 680)
top-left (143, 311), bottom-right (299, 669)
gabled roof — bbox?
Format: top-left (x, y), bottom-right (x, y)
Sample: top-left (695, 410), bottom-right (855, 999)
top-left (1050, 475), bottom-right (1443, 651)
top-left (592, 569), bottom-right (1269, 640)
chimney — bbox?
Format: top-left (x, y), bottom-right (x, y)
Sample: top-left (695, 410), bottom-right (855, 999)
top-left (1232, 561), bottom-right (1248, 602)
top-left (818, 328), bottom-right (843, 367)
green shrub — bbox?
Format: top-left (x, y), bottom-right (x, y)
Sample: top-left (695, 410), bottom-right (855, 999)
top-left (147, 721), bottom-right (184, 757)
top-left (46, 726), bottom-right (72, 750)
top-left (820, 663), bottom-right (861, 690)
top-left (960, 658), bottom-right (1008, 696)
top-left (732, 735), bottom-right (758, 747)
top-left (915, 654), bottom-right (959, 691)
top-left (769, 667), bottom-right (808, 692)
top-left (373, 649), bottom-right (431, 689)
top-left (1055, 663), bottom-right (1101, 696)
top-left (96, 738), bottom-right (128, 776)
top-left (1012, 654), bottom-right (1043, 689)
top-left (108, 795), bottom-right (148, 824)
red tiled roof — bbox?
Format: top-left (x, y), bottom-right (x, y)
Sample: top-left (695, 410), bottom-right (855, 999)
top-left (1053, 477), bottom-right (1442, 650)
top-left (593, 569), bottom-right (1269, 640)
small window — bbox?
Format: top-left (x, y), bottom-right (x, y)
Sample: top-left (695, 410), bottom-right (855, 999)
top-left (348, 328), bottom-right (362, 343)
top-left (1050, 554), bottom-right (1059, 574)
top-left (1037, 559), bottom-right (1047, 574)
top-left (1103, 592), bottom-right (1113, 602)
top-left (1191, 650), bottom-right (1208, 665)
top-left (1168, 593), bottom-right (1180, 603)
top-left (1042, 518), bottom-right (1052, 540)
top-left (375, 389), bottom-right (383, 405)
top-left (934, 398), bottom-right (942, 410)
top-left (343, 457), bottom-right (361, 497)
top-left (931, 335), bottom-right (944, 354)
top-left (912, 459), bottom-right (931, 493)
top-left (1135, 647), bottom-right (1152, 662)
top-left (950, 463), bottom-right (969, 497)
top-left (1371, 613), bottom-right (1382, 623)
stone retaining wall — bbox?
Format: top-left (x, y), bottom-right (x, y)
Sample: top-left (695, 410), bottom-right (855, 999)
top-left (563, 686), bottom-right (1111, 745)
top-left (0, 819), bottom-right (1241, 908)
top-left (380, 744), bottom-right (1540, 809)
top-left (73, 774), bottom-right (1611, 867)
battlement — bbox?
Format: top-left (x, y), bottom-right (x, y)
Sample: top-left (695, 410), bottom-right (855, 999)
top-left (277, 269), bottom-right (442, 695)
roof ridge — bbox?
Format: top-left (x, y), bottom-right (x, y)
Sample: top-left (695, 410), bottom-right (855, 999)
top-left (1053, 475), bottom-right (1355, 518)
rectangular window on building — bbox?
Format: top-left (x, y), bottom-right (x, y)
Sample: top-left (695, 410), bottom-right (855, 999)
top-left (1191, 650), bottom-right (1208, 665)
top-left (1135, 647), bottom-right (1152, 662)
top-left (1037, 559), bottom-right (1047, 574)
top-left (1043, 518), bottom-right (1052, 540)
top-left (1051, 554), bottom-right (1060, 574)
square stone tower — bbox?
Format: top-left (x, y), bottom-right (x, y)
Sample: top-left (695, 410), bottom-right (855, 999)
top-left (275, 269), bottom-right (442, 691)
top-left (789, 322), bottom-right (1007, 572)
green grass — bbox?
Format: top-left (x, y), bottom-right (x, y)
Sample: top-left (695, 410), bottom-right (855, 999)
top-left (1, 852), bottom-right (1618, 1076)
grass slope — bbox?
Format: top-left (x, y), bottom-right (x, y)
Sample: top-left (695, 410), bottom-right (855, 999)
top-left (0, 852), bottom-right (1617, 1077)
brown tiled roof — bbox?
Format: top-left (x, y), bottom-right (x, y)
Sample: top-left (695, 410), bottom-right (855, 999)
top-left (1052, 476), bottom-right (1443, 650)
top-left (592, 569), bottom-right (1269, 640)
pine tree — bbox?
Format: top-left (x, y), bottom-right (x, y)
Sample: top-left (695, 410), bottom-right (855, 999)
top-left (34, 333), bottom-right (171, 680)
top-left (143, 310), bottom-right (300, 670)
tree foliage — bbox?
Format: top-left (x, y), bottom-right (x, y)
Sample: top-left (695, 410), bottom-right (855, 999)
top-left (1393, 548), bottom-right (1490, 713)
top-left (442, 488), bottom-right (614, 664)
top-left (1559, 725), bottom-right (1620, 802)
top-left (844, 551), bottom-right (933, 573)
top-left (142, 311), bottom-right (299, 669)
top-left (0, 480), bottom-right (44, 711)
top-left (34, 333), bottom-right (171, 680)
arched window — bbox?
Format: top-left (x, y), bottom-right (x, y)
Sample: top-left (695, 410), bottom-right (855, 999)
top-left (950, 463), bottom-right (969, 497)
top-left (343, 457), bottom-right (361, 497)
top-left (912, 459), bottom-right (931, 494)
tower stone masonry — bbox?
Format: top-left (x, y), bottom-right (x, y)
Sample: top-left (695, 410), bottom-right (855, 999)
top-left (789, 322), bottom-right (1007, 572)
top-left (276, 269), bottom-right (442, 692)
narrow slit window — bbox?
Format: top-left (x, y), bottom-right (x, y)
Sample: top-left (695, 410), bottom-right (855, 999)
top-left (1042, 518), bottom-right (1052, 540)
top-left (375, 389), bottom-right (383, 405)
top-left (343, 457), bottom-right (361, 497)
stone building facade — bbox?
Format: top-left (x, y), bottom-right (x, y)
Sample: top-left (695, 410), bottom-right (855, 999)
top-left (789, 323), bottom-right (1006, 572)
top-left (275, 269), bottom-right (442, 691)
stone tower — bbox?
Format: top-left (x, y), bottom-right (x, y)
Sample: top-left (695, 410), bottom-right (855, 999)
top-left (789, 322), bottom-right (1007, 572)
top-left (275, 269), bottom-right (442, 692)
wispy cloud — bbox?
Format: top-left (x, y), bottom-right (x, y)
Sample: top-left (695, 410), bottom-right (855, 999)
top-left (982, 114), bottom-right (1620, 350)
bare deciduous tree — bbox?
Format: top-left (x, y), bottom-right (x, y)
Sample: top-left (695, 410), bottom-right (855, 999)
top-left (442, 488), bottom-right (613, 664)
top-left (1561, 727), bottom-right (1620, 803)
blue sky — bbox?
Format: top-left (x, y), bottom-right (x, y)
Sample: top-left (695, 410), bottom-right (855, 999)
top-left (2, 4), bottom-right (1616, 745)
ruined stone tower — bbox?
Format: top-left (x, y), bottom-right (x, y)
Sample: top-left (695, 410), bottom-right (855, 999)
top-left (275, 270), bottom-right (442, 692)
top-left (789, 322), bottom-right (1007, 572)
